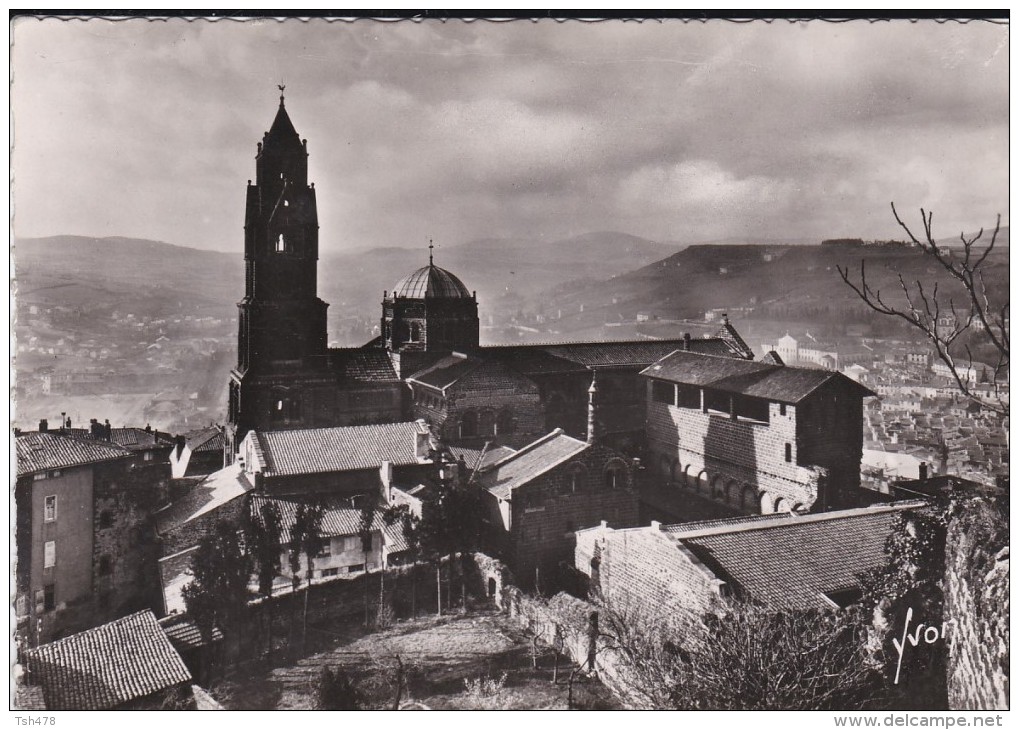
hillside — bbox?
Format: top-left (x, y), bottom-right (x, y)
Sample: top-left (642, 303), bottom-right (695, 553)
top-left (538, 240), bottom-right (1010, 336)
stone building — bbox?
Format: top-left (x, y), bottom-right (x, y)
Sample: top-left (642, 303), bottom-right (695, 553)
top-left (224, 97), bottom-right (756, 463)
top-left (641, 350), bottom-right (875, 518)
top-left (478, 423), bottom-right (640, 589)
top-left (15, 427), bottom-right (163, 645)
top-left (574, 502), bottom-right (920, 631)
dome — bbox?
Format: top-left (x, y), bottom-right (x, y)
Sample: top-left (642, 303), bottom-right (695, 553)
top-left (392, 264), bottom-right (472, 299)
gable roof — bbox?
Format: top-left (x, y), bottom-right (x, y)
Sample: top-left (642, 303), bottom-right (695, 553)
top-left (23, 610), bottom-right (192, 710)
top-left (642, 350), bottom-right (876, 404)
top-left (251, 421), bottom-right (431, 477)
top-left (331, 347), bottom-right (400, 382)
top-left (407, 353), bottom-right (484, 390)
top-left (482, 429), bottom-right (589, 500)
top-left (155, 463), bottom-right (254, 535)
top-left (66, 427), bottom-right (175, 451)
top-left (183, 426), bottom-right (225, 453)
top-left (16, 431), bottom-right (131, 477)
top-left (483, 336), bottom-right (741, 375)
top-left (667, 503), bottom-right (921, 610)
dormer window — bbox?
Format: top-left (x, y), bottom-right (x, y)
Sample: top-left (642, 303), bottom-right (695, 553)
top-left (276, 234), bottom-right (286, 252)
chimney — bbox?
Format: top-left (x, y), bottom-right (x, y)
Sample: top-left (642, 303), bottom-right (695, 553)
top-left (13, 428), bottom-right (21, 437)
top-left (39, 419), bottom-right (48, 433)
top-left (683, 332), bottom-right (691, 351)
top-left (587, 371), bottom-right (601, 445)
top-left (919, 461), bottom-right (928, 483)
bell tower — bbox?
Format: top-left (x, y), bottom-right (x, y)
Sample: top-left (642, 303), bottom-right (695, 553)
top-left (227, 89), bottom-right (329, 453)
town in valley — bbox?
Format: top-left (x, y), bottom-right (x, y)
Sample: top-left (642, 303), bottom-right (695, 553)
top-left (11, 16), bottom-right (1009, 713)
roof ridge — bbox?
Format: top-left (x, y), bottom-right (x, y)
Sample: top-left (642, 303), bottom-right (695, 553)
top-left (26, 609), bottom-right (154, 655)
top-left (667, 501), bottom-right (925, 541)
top-left (488, 428), bottom-right (567, 467)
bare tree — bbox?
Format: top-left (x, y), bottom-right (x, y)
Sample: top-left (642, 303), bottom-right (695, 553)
top-left (837, 204), bottom-right (1008, 414)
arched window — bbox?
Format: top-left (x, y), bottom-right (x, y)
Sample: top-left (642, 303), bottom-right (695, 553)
top-left (479, 409), bottom-right (497, 437)
top-left (460, 410), bottom-right (478, 439)
top-left (604, 460), bottom-right (627, 489)
top-left (567, 464), bottom-right (587, 493)
top-left (497, 408), bottom-right (516, 434)
top-left (276, 233), bottom-right (286, 252)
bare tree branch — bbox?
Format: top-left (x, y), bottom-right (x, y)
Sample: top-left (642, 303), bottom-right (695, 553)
top-left (839, 205), bottom-right (1008, 416)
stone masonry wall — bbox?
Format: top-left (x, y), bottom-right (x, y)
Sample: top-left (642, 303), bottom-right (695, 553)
top-left (646, 395), bottom-right (821, 514)
top-left (944, 498), bottom-right (1009, 710)
top-left (508, 443), bottom-right (640, 588)
top-left (574, 523), bottom-right (724, 633)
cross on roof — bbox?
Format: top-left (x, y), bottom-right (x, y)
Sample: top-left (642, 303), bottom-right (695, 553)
top-left (429, 238), bottom-right (434, 265)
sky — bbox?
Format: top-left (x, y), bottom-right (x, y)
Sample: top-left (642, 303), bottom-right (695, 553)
top-left (11, 17), bottom-right (1010, 254)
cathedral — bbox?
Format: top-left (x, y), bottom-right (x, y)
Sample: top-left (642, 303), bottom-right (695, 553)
top-left (226, 96), bottom-right (755, 459)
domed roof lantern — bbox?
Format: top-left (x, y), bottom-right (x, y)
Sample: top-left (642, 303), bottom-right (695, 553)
top-left (392, 240), bottom-right (472, 299)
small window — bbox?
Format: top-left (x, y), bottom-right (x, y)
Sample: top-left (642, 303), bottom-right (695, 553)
top-left (44, 541), bottom-right (56, 569)
top-left (321, 567), bottom-right (338, 577)
top-left (780, 403), bottom-right (787, 416)
top-left (143, 451), bottom-right (154, 462)
top-left (677, 384), bottom-right (700, 409)
top-left (98, 555), bottom-right (112, 576)
top-left (43, 585), bottom-right (55, 612)
top-left (319, 541), bottom-right (332, 558)
top-left (785, 443), bottom-right (792, 463)
top-left (346, 564), bottom-right (365, 574)
top-left (276, 233), bottom-right (286, 252)
top-left (605, 462), bottom-right (626, 489)
top-left (33, 472), bottom-right (47, 481)
top-left (50, 469), bottom-right (62, 478)
top-left (99, 510), bottom-right (114, 529)
top-left (652, 380), bottom-right (675, 405)
top-left (44, 495), bottom-right (57, 522)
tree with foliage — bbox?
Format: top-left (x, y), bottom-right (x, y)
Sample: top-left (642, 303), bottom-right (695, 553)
top-left (838, 204), bottom-right (1008, 414)
top-left (358, 501), bottom-right (377, 627)
top-left (382, 503), bottom-right (422, 616)
top-left (415, 460), bottom-right (485, 613)
top-left (182, 519), bottom-right (252, 656)
top-left (244, 499), bottom-right (283, 660)
top-left (287, 501), bottom-right (324, 590)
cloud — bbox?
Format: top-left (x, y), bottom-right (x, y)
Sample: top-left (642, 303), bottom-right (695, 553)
top-left (11, 18), bottom-right (1009, 253)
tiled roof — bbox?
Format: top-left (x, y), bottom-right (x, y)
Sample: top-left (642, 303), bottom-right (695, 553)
top-left (483, 429), bottom-right (589, 499)
top-left (331, 347), bottom-right (400, 382)
top-left (642, 350), bottom-right (876, 403)
top-left (670, 504), bottom-right (921, 610)
top-left (184, 427), bottom-right (225, 453)
top-left (447, 444), bottom-right (517, 471)
top-left (23, 610), bottom-right (192, 710)
top-left (16, 431), bottom-right (130, 477)
top-left (14, 685), bottom-right (47, 710)
top-left (482, 337), bottom-right (740, 375)
top-left (158, 614), bottom-right (224, 651)
top-left (253, 421), bottom-right (430, 477)
top-left (67, 427), bottom-right (175, 451)
top-left (408, 353), bottom-right (482, 390)
top-left (392, 264), bottom-right (472, 299)
top-left (714, 320), bottom-right (755, 359)
top-left (155, 463), bottom-right (254, 535)
top-left (250, 495), bottom-right (389, 544)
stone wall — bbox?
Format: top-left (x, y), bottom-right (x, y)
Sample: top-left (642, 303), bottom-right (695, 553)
top-left (502, 443), bottom-right (641, 589)
top-left (646, 395), bottom-right (822, 515)
top-left (944, 497), bottom-right (1009, 710)
top-left (574, 522), bottom-right (725, 633)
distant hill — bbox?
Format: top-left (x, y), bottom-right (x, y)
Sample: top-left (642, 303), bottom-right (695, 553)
top-left (13, 231), bottom-right (673, 339)
top-left (538, 240), bottom-right (1010, 332)
top-left (14, 235), bottom-right (241, 317)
